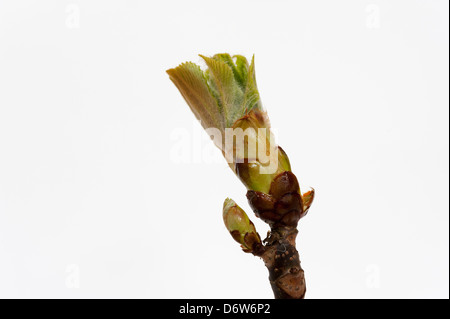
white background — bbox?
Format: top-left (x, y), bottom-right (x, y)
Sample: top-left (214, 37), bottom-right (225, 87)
top-left (0, 0), bottom-right (448, 299)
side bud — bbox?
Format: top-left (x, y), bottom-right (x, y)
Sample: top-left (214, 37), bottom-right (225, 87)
top-left (223, 198), bottom-right (262, 253)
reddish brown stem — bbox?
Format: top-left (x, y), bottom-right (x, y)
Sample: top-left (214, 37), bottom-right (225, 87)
top-left (254, 227), bottom-right (306, 299)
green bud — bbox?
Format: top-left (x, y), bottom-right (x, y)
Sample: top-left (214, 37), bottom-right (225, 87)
top-left (227, 110), bottom-right (294, 194)
top-left (223, 198), bottom-right (261, 253)
top-left (235, 162), bottom-right (274, 194)
top-left (235, 146), bottom-right (292, 194)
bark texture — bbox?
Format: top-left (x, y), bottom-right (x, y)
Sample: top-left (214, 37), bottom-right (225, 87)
top-left (260, 228), bottom-right (305, 299)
